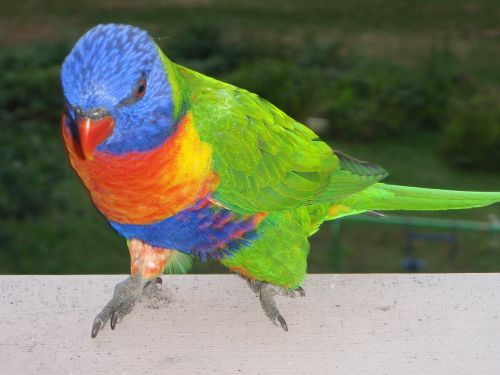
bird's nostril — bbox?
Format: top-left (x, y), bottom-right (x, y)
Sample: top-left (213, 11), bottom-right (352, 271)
top-left (91, 108), bottom-right (103, 117)
top-left (85, 107), bottom-right (109, 120)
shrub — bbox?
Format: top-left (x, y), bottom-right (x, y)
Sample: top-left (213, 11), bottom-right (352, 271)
top-left (0, 43), bottom-right (68, 219)
top-left (327, 48), bottom-right (458, 140)
top-left (441, 96), bottom-right (500, 170)
top-left (221, 39), bottom-right (346, 119)
top-left (163, 24), bottom-right (279, 76)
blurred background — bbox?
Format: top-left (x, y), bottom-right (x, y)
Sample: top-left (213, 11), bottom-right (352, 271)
top-left (0, 0), bottom-right (499, 275)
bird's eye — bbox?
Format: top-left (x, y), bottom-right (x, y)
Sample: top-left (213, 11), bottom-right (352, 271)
top-left (134, 78), bottom-right (147, 100)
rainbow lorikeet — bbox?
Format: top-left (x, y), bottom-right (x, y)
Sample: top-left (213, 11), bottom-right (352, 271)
top-left (61, 24), bottom-right (500, 338)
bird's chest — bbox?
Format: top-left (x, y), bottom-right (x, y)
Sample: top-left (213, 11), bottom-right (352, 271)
top-left (62, 113), bottom-right (217, 224)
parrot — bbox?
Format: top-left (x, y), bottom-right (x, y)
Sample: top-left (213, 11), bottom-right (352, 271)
top-left (60, 24), bottom-right (500, 338)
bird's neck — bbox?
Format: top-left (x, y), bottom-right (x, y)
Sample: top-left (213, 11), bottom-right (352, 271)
top-left (62, 111), bottom-right (218, 224)
top-left (157, 47), bottom-right (188, 123)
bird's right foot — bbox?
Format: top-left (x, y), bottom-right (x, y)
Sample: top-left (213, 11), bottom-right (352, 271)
top-left (91, 276), bottom-right (162, 338)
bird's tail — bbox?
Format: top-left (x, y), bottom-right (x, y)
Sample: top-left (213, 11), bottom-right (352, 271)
top-left (325, 183), bottom-right (500, 220)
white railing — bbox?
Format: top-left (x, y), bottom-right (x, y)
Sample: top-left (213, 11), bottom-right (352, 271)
top-left (1, 274), bottom-right (500, 374)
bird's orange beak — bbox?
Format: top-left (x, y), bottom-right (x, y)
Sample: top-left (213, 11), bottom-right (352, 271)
top-left (77, 116), bottom-right (115, 160)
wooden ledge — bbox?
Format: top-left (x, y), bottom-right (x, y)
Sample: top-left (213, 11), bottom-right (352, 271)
top-left (1, 274), bottom-right (500, 374)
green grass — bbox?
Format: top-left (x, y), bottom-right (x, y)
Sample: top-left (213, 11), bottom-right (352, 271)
top-left (0, 0), bottom-right (499, 275)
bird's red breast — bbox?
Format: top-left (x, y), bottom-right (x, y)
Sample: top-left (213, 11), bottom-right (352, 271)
top-left (62, 112), bottom-right (219, 224)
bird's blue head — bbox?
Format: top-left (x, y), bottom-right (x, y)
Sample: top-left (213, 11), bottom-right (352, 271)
top-left (61, 24), bottom-right (176, 158)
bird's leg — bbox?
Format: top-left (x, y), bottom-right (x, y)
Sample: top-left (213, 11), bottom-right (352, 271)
top-left (247, 279), bottom-right (305, 332)
top-left (91, 239), bottom-right (171, 338)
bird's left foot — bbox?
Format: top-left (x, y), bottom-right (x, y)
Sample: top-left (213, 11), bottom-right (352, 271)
top-left (247, 280), bottom-right (305, 331)
top-left (91, 276), bottom-right (162, 338)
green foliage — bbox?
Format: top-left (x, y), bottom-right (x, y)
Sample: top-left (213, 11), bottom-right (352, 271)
top-left (0, 43), bottom-right (68, 219)
top-left (0, 42), bottom-right (67, 122)
top-left (222, 40), bottom-right (343, 118)
top-left (164, 24), bottom-right (276, 77)
top-left (326, 47), bottom-right (458, 140)
top-left (441, 96), bottom-right (500, 170)
top-left (0, 123), bottom-right (67, 219)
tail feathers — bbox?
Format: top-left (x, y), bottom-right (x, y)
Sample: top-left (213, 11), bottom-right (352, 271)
top-left (324, 183), bottom-right (500, 221)
top-left (338, 183), bottom-right (500, 213)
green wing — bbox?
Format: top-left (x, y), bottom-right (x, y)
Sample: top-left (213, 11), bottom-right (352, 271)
top-left (316, 150), bottom-right (388, 202)
top-left (177, 65), bottom-right (386, 214)
top-left (167, 58), bottom-right (499, 229)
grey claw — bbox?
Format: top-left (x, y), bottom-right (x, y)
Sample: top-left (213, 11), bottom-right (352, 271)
top-left (91, 318), bottom-right (103, 339)
top-left (110, 311), bottom-right (119, 330)
top-left (277, 314), bottom-right (288, 332)
top-left (297, 287), bottom-right (305, 297)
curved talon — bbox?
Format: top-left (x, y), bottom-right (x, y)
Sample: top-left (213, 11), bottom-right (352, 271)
top-left (249, 280), bottom-right (300, 332)
top-left (277, 314), bottom-right (288, 332)
top-left (91, 276), bottom-right (163, 338)
top-left (91, 318), bottom-right (103, 338)
top-left (110, 311), bottom-right (119, 330)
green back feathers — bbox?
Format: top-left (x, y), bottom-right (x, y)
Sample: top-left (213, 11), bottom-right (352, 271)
top-left (175, 64), bottom-right (392, 214)
top-left (178, 65), bottom-right (340, 214)
top-left (167, 61), bottom-right (499, 222)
